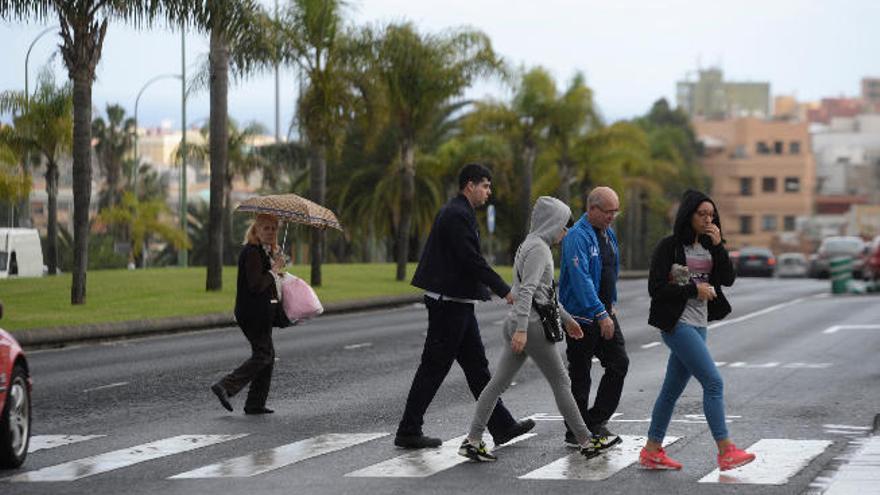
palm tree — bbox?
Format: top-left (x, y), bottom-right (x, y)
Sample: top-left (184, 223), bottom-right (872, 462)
top-left (98, 191), bottom-right (189, 268)
top-left (1, 0), bottom-right (202, 304)
top-left (371, 22), bottom-right (501, 280)
top-left (92, 103), bottom-right (135, 209)
top-left (277, 0), bottom-right (353, 287)
top-left (0, 72), bottom-right (73, 274)
top-left (190, 0), bottom-right (274, 291)
top-left (0, 139), bottom-right (31, 225)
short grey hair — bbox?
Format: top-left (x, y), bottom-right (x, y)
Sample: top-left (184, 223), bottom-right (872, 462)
top-left (587, 186), bottom-right (615, 209)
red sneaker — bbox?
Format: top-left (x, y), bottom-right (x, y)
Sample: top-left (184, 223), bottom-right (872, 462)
top-left (639, 447), bottom-right (683, 470)
top-left (717, 444), bottom-right (756, 471)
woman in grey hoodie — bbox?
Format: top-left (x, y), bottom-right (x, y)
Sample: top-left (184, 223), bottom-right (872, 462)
top-left (459, 196), bottom-right (597, 462)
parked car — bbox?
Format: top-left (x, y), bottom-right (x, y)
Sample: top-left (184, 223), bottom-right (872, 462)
top-left (0, 302), bottom-right (31, 468)
top-left (862, 235), bottom-right (880, 281)
top-left (0, 228), bottom-right (44, 279)
top-left (811, 236), bottom-right (866, 279)
top-left (775, 252), bottom-right (808, 278)
top-left (735, 247), bottom-right (776, 277)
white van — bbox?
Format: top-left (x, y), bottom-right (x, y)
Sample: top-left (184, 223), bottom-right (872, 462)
top-left (0, 228), bottom-right (44, 279)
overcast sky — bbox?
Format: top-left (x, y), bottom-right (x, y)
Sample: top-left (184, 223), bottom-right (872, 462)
top-left (1, 0), bottom-right (878, 137)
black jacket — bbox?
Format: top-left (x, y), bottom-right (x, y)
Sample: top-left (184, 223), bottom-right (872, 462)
top-left (411, 194), bottom-right (510, 300)
top-left (234, 243), bottom-right (279, 327)
top-left (648, 190), bottom-right (735, 332)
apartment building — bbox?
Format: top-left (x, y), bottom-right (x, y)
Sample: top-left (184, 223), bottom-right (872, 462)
top-left (695, 118), bottom-right (815, 250)
top-left (677, 68), bottom-right (770, 119)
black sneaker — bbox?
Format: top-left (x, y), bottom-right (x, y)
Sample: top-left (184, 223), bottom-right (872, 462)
top-left (458, 439), bottom-right (497, 462)
top-left (493, 419), bottom-right (536, 446)
top-left (211, 383), bottom-right (233, 412)
top-left (580, 442), bottom-right (602, 459)
top-left (563, 430), bottom-right (580, 449)
top-left (589, 424), bottom-right (622, 451)
top-left (393, 434), bottom-right (442, 449)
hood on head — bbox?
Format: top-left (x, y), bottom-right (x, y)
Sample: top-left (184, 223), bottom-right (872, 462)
top-left (529, 196), bottom-right (572, 244)
top-left (673, 189), bottom-right (723, 245)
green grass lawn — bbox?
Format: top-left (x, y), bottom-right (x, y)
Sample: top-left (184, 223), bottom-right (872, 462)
top-left (0, 263), bottom-right (514, 331)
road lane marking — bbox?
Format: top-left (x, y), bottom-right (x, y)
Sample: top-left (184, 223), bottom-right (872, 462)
top-left (823, 425), bottom-right (871, 431)
top-left (641, 342), bottom-right (661, 349)
top-left (171, 433), bottom-right (387, 478)
top-left (822, 436), bottom-right (880, 494)
top-left (343, 343), bottom-right (373, 350)
top-left (823, 324), bottom-right (880, 334)
top-left (28, 435), bottom-right (104, 453)
top-left (82, 382), bottom-right (129, 393)
top-left (784, 363), bottom-right (833, 369)
top-left (727, 362), bottom-right (780, 369)
top-left (345, 433), bottom-right (536, 478)
top-left (7, 434), bottom-right (247, 482)
top-left (520, 435), bottom-right (679, 480)
top-left (708, 294), bottom-right (822, 330)
top-left (698, 439), bottom-right (831, 485)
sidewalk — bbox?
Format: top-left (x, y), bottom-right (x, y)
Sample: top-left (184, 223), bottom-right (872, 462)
top-left (10, 270), bottom-right (649, 348)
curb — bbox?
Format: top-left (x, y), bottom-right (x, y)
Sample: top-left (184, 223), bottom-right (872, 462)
top-left (10, 271), bottom-right (649, 348)
top-left (11, 294), bottom-right (423, 348)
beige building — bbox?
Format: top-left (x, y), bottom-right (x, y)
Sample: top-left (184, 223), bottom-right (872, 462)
top-left (677, 68), bottom-right (770, 119)
top-left (695, 118), bottom-right (815, 250)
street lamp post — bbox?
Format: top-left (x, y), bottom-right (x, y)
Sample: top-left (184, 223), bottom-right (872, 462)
top-left (179, 29), bottom-right (188, 268)
top-left (133, 73), bottom-right (182, 194)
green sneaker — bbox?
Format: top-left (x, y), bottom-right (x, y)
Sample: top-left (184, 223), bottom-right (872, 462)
top-left (458, 439), bottom-right (497, 462)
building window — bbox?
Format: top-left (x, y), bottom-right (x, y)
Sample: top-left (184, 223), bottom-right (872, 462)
top-left (740, 216), bottom-right (753, 234)
top-left (762, 215), bottom-right (777, 231)
top-left (784, 177), bottom-right (800, 192)
top-left (756, 141), bottom-right (770, 154)
top-left (740, 177), bottom-right (754, 196)
top-left (783, 216), bottom-right (796, 231)
top-left (762, 177), bottom-right (777, 192)
top-left (790, 141), bottom-right (801, 154)
top-left (734, 145), bottom-right (747, 158)
top-left (774, 141), bottom-right (784, 154)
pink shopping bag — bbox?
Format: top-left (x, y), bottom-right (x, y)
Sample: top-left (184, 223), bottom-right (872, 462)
top-left (280, 273), bottom-right (324, 322)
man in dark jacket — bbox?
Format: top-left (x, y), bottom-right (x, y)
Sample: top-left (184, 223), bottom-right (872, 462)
top-left (394, 163), bottom-right (536, 449)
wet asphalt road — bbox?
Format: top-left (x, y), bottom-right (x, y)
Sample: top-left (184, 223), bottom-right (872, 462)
top-left (2, 277), bottom-right (879, 494)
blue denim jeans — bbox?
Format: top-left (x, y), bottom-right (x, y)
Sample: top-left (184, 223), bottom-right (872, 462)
top-left (647, 321), bottom-right (728, 442)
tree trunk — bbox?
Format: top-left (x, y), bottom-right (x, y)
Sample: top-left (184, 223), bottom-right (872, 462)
top-left (557, 158), bottom-right (572, 206)
top-left (206, 30), bottom-right (229, 291)
top-left (223, 176), bottom-right (234, 265)
top-left (395, 139), bottom-right (415, 281)
top-left (45, 162), bottom-right (59, 275)
top-left (70, 70), bottom-right (93, 304)
top-left (519, 140), bottom-right (537, 243)
top-left (309, 146), bottom-right (326, 286)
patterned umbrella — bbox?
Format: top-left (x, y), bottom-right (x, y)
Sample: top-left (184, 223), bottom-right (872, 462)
top-left (235, 194), bottom-right (343, 232)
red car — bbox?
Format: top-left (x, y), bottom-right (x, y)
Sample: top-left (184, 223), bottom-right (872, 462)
top-left (864, 235), bottom-right (880, 281)
top-left (0, 302), bottom-right (31, 468)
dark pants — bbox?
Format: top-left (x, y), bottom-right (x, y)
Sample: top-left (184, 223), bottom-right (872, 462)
top-left (219, 319), bottom-right (275, 409)
top-left (565, 313), bottom-right (629, 434)
top-left (397, 296), bottom-right (517, 438)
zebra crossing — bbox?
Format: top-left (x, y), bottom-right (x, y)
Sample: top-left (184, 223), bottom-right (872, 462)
top-left (2, 426), bottom-right (860, 488)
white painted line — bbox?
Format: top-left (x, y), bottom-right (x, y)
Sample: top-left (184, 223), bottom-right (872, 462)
top-left (28, 435), bottom-right (104, 453)
top-left (727, 362), bottom-right (780, 369)
top-left (823, 425), bottom-right (872, 431)
top-left (784, 363), bottom-right (833, 369)
top-left (709, 295), bottom-right (820, 330)
top-left (520, 435), bottom-right (679, 480)
top-left (8, 434), bottom-right (246, 482)
top-left (823, 324), bottom-right (880, 334)
top-left (343, 343), bottom-right (373, 350)
top-left (824, 436), bottom-right (880, 495)
top-left (715, 361), bottom-right (728, 367)
top-left (346, 433), bottom-right (536, 478)
top-left (698, 439), bottom-right (831, 485)
top-left (612, 414), bottom-right (741, 424)
top-left (824, 430), bottom-right (866, 436)
top-left (641, 342), bottom-right (661, 349)
top-left (171, 433), bottom-right (387, 478)
top-left (83, 382), bottom-right (129, 393)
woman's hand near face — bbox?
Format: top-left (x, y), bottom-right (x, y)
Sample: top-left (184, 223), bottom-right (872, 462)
top-left (705, 224), bottom-right (722, 245)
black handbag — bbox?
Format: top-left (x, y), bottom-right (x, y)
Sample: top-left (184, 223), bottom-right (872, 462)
top-left (532, 279), bottom-right (564, 342)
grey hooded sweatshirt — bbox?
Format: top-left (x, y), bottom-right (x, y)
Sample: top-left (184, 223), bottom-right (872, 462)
top-left (509, 196), bottom-right (577, 332)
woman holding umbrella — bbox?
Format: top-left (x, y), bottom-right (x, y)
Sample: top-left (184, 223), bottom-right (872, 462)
top-left (211, 213), bottom-right (286, 415)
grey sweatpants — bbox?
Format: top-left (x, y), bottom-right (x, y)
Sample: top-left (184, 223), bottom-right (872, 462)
top-left (468, 320), bottom-right (591, 445)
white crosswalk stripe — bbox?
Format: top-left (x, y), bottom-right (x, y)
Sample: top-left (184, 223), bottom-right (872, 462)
top-left (345, 433), bottom-right (536, 478)
top-left (698, 439), bottom-right (832, 485)
top-left (7, 434), bottom-right (246, 482)
top-left (28, 435), bottom-right (104, 453)
top-left (822, 436), bottom-right (880, 494)
top-left (520, 435), bottom-right (679, 480)
top-left (170, 433), bottom-right (388, 478)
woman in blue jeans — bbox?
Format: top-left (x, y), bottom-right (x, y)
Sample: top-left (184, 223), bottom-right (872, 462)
top-left (640, 190), bottom-right (755, 471)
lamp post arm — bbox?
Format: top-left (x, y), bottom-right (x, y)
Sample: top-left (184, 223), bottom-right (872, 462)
top-left (25, 26), bottom-right (57, 108)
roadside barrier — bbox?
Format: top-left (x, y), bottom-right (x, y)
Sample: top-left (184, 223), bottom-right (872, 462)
top-left (830, 256), bottom-right (852, 295)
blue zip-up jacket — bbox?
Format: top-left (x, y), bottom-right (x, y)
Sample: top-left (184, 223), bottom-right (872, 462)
top-left (559, 214), bottom-right (619, 325)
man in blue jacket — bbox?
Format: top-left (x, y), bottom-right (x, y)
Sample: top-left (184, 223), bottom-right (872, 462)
top-left (394, 163), bottom-right (535, 449)
top-left (559, 186), bottom-right (629, 454)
